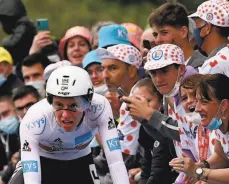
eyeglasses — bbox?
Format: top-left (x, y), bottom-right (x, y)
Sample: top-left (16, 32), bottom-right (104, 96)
top-left (16, 102), bottom-right (35, 112)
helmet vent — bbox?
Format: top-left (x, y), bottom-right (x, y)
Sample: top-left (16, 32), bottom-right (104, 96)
top-left (72, 80), bottom-right (76, 86)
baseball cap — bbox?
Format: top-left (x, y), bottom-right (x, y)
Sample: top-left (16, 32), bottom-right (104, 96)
top-left (82, 50), bottom-right (102, 69)
top-left (98, 24), bottom-right (132, 48)
top-left (188, 0), bottom-right (229, 27)
top-left (97, 44), bottom-right (142, 68)
top-left (0, 47), bottom-right (13, 64)
top-left (122, 23), bottom-right (143, 50)
top-left (144, 44), bottom-right (184, 70)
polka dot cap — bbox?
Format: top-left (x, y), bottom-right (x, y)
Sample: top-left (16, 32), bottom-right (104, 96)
top-left (144, 44), bottom-right (184, 71)
top-left (189, 0), bottom-right (229, 27)
top-left (97, 44), bottom-right (142, 68)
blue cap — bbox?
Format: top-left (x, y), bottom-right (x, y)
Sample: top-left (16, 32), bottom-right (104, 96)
top-left (82, 50), bottom-right (102, 69)
top-left (98, 24), bottom-right (132, 48)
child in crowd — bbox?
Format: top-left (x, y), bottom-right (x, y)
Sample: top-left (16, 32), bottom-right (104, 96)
top-left (127, 78), bottom-right (177, 184)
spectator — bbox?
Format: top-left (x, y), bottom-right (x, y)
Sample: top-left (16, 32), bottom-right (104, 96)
top-left (21, 53), bottom-right (51, 98)
top-left (121, 44), bottom-right (198, 182)
top-left (29, 30), bottom-right (60, 63)
top-left (122, 23), bottom-right (143, 50)
top-left (170, 74), bottom-right (229, 183)
top-left (13, 86), bottom-right (40, 120)
top-left (189, 0), bottom-right (229, 76)
top-left (83, 50), bottom-right (107, 96)
top-left (0, 95), bottom-right (20, 160)
top-left (140, 28), bottom-right (156, 58)
top-left (0, 0), bottom-right (36, 78)
top-left (96, 44), bottom-right (142, 183)
top-left (58, 26), bottom-right (91, 66)
top-left (148, 2), bottom-right (206, 69)
top-left (91, 21), bottom-right (115, 49)
top-left (98, 24), bottom-right (131, 48)
top-left (0, 47), bottom-right (24, 96)
top-left (130, 78), bottom-right (178, 184)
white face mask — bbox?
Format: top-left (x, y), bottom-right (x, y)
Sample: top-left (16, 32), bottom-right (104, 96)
top-left (94, 84), bottom-right (108, 96)
top-left (26, 80), bottom-right (45, 96)
top-left (185, 112), bottom-right (201, 125)
top-left (164, 68), bottom-right (181, 98)
top-left (164, 81), bottom-right (180, 98)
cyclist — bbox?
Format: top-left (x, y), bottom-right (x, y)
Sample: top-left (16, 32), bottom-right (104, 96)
top-left (17, 65), bottom-right (129, 184)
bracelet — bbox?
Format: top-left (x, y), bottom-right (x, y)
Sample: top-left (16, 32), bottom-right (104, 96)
top-left (202, 160), bottom-right (210, 168)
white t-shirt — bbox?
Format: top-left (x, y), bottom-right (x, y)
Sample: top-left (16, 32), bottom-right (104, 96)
top-left (20, 93), bottom-right (129, 184)
top-left (199, 46), bottom-right (229, 77)
top-left (213, 129), bottom-right (229, 159)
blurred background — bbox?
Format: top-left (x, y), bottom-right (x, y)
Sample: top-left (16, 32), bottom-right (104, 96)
top-left (0, 0), bottom-right (205, 40)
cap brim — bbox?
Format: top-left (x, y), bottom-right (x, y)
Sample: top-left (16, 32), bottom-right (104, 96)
top-left (98, 38), bottom-right (132, 48)
top-left (188, 12), bottom-right (199, 18)
top-left (96, 48), bottom-right (118, 61)
top-left (144, 63), bottom-right (170, 70)
top-left (144, 60), bottom-right (180, 70)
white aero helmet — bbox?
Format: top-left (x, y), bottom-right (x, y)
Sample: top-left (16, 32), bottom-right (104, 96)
top-left (46, 65), bottom-right (94, 110)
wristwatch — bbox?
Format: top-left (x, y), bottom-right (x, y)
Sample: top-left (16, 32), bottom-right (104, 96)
top-left (195, 167), bottom-right (204, 180)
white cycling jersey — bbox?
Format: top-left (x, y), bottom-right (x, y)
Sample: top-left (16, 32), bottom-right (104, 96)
top-left (20, 93), bottom-right (129, 184)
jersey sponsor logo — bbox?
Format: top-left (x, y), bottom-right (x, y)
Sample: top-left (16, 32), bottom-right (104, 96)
top-left (108, 117), bottom-right (116, 130)
top-left (106, 137), bottom-right (121, 151)
top-left (88, 104), bottom-right (103, 114)
top-left (51, 137), bottom-right (63, 146)
top-left (39, 140), bottom-right (92, 152)
top-left (25, 117), bottom-right (46, 135)
top-left (22, 160), bottom-right (38, 173)
top-left (22, 140), bottom-right (31, 152)
top-left (75, 132), bottom-right (93, 145)
top-left (117, 129), bottom-right (124, 140)
top-left (87, 99), bottom-right (105, 121)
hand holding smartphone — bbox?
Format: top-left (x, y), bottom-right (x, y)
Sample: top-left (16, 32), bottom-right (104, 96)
top-left (117, 87), bottom-right (127, 97)
top-left (36, 18), bottom-right (49, 31)
top-left (143, 40), bottom-right (151, 50)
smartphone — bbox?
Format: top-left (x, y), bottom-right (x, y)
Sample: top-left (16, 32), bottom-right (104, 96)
top-left (117, 87), bottom-right (127, 97)
top-left (143, 40), bottom-right (151, 50)
top-left (182, 148), bottom-right (197, 162)
top-left (36, 18), bottom-right (49, 31)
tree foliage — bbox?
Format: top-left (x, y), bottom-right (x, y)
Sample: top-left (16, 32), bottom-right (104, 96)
top-left (0, 0), bottom-right (205, 40)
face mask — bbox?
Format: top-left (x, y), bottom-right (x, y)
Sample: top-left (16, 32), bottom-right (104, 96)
top-left (207, 101), bottom-right (224, 130)
top-left (185, 112), bottom-right (201, 125)
top-left (164, 81), bottom-right (180, 98)
top-left (193, 24), bottom-right (206, 48)
top-left (94, 84), bottom-right (108, 96)
top-left (0, 116), bottom-right (19, 134)
top-left (0, 74), bottom-right (7, 87)
top-left (26, 80), bottom-right (45, 96)
top-left (164, 67), bottom-right (182, 98)
top-left (207, 118), bottom-right (222, 130)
